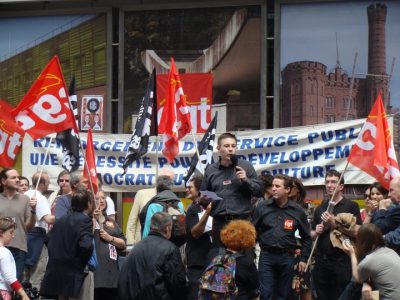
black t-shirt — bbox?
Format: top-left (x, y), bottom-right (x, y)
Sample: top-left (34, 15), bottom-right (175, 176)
top-left (185, 203), bottom-right (213, 268)
top-left (312, 197), bottom-right (362, 257)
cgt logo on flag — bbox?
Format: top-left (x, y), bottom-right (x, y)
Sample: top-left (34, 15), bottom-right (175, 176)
top-left (0, 121), bottom-right (24, 167)
top-left (11, 56), bottom-right (77, 140)
top-left (348, 92), bottom-right (400, 189)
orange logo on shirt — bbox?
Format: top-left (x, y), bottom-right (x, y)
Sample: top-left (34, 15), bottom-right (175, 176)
top-left (284, 219), bottom-right (294, 230)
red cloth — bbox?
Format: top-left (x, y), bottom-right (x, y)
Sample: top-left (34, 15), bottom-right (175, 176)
top-left (158, 57), bottom-right (192, 162)
top-left (348, 92), bottom-right (400, 189)
top-left (11, 56), bottom-right (78, 140)
top-left (83, 129), bottom-right (98, 194)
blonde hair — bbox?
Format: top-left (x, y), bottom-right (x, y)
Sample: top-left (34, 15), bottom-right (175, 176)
top-left (0, 217), bottom-right (16, 233)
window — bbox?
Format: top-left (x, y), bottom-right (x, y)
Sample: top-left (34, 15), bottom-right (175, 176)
top-left (325, 96), bottom-right (335, 108)
top-left (326, 115), bottom-right (335, 123)
top-left (343, 97), bottom-right (352, 109)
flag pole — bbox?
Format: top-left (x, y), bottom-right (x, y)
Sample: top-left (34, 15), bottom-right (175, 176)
top-left (305, 159), bottom-right (350, 271)
top-left (155, 135), bottom-right (159, 178)
top-left (33, 136), bottom-right (54, 198)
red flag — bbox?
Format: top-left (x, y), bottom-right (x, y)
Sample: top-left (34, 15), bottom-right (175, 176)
top-left (158, 58), bottom-right (192, 162)
top-left (11, 56), bottom-right (78, 140)
top-left (0, 100), bottom-right (25, 167)
top-left (348, 92), bottom-right (400, 189)
top-left (83, 129), bottom-right (98, 194)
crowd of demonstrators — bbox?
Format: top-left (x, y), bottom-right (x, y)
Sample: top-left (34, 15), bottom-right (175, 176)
top-left (0, 217), bottom-right (30, 300)
top-left (3, 130), bottom-right (400, 300)
top-left (92, 190), bottom-right (126, 300)
top-left (125, 169), bottom-right (174, 246)
top-left (118, 212), bottom-right (187, 300)
top-left (185, 175), bottom-right (212, 299)
top-left (200, 132), bottom-right (264, 248)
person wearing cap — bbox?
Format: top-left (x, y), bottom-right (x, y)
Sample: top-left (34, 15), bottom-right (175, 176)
top-left (311, 169), bottom-right (362, 300)
top-left (200, 132), bottom-right (264, 248)
top-left (253, 174), bottom-right (311, 300)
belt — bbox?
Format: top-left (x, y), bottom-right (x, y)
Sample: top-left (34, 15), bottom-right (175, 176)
top-left (216, 214), bottom-right (248, 221)
top-left (264, 247), bottom-right (295, 254)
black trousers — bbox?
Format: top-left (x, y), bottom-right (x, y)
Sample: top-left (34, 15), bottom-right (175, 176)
top-left (312, 255), bottom-right (352, 300)
top-left (187, 266), bottom-right (204, 300)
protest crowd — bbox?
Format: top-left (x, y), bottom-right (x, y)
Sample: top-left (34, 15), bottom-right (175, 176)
top-left (1, 56), bottom-right (400, 300)
top-left (1, 130), bottom-right (400, 300)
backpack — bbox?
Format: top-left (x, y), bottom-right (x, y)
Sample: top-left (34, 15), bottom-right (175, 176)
top-left (198, 252), bottom-right (242, 300)
top-left (139, 197), bottom-right (187, 246)
top-left (160, 200), bottom-right (187, 246)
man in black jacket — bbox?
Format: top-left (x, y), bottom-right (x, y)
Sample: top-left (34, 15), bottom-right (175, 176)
top-left (118, 212), bottom-right (186, 300)
top-left (40, 188), bottom-right (94, 300)
top-left (200, 132), bottom-right (264, 247)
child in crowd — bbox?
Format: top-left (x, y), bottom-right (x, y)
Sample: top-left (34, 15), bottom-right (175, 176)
top-left (0, 217), bottom-right (29, 300)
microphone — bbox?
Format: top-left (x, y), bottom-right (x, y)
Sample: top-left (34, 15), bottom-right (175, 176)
top-left (230, 155), bottom-right (239, 169)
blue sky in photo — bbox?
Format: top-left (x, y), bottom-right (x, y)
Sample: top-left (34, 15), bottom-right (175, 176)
top-left (281, 1), bottom-right (400, 108)
top-left (0, 15), bottom-right (93, 60)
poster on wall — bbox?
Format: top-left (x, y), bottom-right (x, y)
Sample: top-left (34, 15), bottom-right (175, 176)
top-left (81, 95), bottom-right (104, 131)
top-left (156, 73), bottom-right (213, 133)
top-left (280, 1), bottom-right (400, 128)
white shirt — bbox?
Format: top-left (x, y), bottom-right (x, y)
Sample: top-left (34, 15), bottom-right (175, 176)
top-left (25, 189), bottom-right (51, 230)
top-left (0, 246), bottom-right (17, 291)
top-left (106, 196), bottom-right (116, 216)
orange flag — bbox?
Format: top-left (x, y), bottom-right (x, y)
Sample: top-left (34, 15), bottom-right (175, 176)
top-left (11, 56), bottom-right (77, 140)
top-left (83, 129), bottom-right (98, 194)
top-left (348, 92), bottom-right (400, 189)
top-left (158, 57), bottom-right (192, 163)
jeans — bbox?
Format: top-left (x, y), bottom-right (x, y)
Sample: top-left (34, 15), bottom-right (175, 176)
top-left (8, 247), bottom-right (26, 281)
top-left (258, 250), bottom-right (295, 300)
top-left (26, 227), bottom-right (47, 267)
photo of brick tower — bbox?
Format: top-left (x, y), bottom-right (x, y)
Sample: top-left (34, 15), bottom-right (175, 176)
top-left (280, 3), bottom-right (393, 128)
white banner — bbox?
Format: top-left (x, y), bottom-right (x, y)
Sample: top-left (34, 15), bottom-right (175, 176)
top-left (22, 118), bottom-right (381, 192)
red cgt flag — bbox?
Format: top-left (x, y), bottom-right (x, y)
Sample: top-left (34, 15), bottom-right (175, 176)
top-left (83, 129), bottom-right (98, 194)
top-left (11, 56), bottom-right (78, 140)
top-left (0, 100), bottom-right (25, 167)
top-left (348, 92), bottom-right (400, 189)
top-left (158, 58), bottom-right (192, 162)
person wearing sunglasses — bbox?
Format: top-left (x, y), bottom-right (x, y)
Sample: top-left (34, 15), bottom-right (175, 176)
top-left (48, 170), bottom-right (71, 213)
